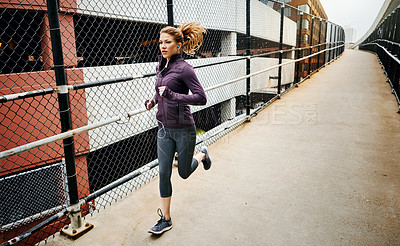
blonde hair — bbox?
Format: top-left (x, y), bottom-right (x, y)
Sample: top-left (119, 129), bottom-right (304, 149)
top-left (160, 22), bottom-right (207, 56)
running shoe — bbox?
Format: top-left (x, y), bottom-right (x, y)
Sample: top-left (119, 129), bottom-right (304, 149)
top-left (148, 208), bottom-right (173, 235)
top-left (200, 146), bottom-right (212, 170)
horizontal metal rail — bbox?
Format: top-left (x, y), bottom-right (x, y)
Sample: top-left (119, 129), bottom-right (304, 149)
top-left (373, 39), bottom-right (400, 47)
top-left (83, 160), bottom-right (159, 203)
top-left (360, 42), bottom-right (400, 108)
top-left (0, 116), bottom-right (121, 160)
top-left (0, 44), bottom-right (343, 161)
top-left (72, 73), bottom-right (156, 91)
top-left (0, 209), bottom-right (68, 246)
top-left (360, 42), bottom-right (400, 65)
top-left (0, 42), bottom-right (342, 103)
top-left (0, 88), bottom-right (54, 103)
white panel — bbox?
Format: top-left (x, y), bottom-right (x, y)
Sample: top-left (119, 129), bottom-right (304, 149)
top-left (250, 58), bottom-right (295, 91)
top-left (221, 98), bottom-right (237, 121)
top-left (221, 32), bottom-right (237, 56)
top-left (250, 0), bottom-right (280, 42)
top-left (76, 0), bottom-right (167, 23)
top-left (283, 17), bottom-right (297, 46)
top-left (174, 0), bottom-right (238, 31)
top-left (235, 0), bottom-right (246, 33)
top-left (186, 57), bottom-right (247, 112)
top-left (250, 0), bottom-right (297, 46)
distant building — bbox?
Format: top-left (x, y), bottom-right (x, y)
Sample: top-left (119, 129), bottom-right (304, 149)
top-left (344, 25), bottom-right (357, 48)
top-left (267, 0), bottom-right (329, 79)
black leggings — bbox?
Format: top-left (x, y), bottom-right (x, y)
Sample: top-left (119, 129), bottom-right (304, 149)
top-left (157, 124), bottom-right (198, 197)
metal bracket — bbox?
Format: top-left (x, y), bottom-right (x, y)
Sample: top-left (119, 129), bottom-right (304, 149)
top-left (53, 85), bottom-right (73, 94)
top-left (60, 202), bottom-right (94, 240)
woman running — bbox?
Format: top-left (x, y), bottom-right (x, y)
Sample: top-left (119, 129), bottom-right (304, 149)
top-left (145, 22), bottom-right (212, 235)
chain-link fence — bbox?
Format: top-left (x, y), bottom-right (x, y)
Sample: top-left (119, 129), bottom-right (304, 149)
top-left (0, 0), bottom-right (345, 244)
top-left (359, 5), bottom-right (400, 113)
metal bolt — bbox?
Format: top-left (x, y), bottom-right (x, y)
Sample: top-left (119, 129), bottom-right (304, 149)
top-left (85, 223), bottom-right (90, 227)
top-left (72, 229), bottom-right (77, 234)
top-left (11, 239), bottom-right (17, 243)
top-left (64, 226), bottom-right (69, 230)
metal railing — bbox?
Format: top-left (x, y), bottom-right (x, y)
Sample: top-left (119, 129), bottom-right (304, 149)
top-left (359, 5), bottom-right (400, 112)
top-left (0, 0), bottom-right (344, 244)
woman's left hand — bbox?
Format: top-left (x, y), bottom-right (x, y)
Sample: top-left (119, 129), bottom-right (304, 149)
top-left (158, 86), bottom-right (166, 97)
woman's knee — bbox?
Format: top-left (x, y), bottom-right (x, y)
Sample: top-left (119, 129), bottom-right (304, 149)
top-left (178, 168), bottom-right (191, 179)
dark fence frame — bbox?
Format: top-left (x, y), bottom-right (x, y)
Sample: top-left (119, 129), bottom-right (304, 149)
top-left (359, 5), bottom-right (400, 113)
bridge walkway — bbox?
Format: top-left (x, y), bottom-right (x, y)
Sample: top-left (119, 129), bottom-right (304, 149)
top-left (47, 49), bottom-right (400, 246)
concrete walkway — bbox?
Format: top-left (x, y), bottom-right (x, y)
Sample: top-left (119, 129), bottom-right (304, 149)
top-left (47, 49), bottom-right (400, 246)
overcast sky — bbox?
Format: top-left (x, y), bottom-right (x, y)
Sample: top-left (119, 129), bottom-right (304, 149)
top-left (319, 0), bottom-right (386, 41)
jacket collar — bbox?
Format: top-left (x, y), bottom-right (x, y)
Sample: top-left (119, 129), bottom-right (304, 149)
top-left (157, 53), bottom-right (183, 64)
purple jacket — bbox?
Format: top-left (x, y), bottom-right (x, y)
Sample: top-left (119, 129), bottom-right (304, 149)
top-left (146, 54), bottom-right (207, 128)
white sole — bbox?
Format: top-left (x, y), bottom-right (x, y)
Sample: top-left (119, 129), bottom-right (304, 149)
top-left (148, 225), bottom-right (173, 234)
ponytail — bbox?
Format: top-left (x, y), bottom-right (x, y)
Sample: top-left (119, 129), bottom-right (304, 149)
top-left (178, 22), bottom-right (206, 56)
top-left (160, 22), bottom-right (207, 56)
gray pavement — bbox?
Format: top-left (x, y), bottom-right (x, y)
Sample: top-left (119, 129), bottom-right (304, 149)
top-left (47, 49), bottom-right (400, 246)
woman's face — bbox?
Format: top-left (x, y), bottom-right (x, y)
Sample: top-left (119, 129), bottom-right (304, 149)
top-left (159, 33), bottom-right (180, 60)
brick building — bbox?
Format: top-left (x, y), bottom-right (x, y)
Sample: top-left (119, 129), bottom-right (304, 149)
top-left (279, 0), bottom-right (329, 79)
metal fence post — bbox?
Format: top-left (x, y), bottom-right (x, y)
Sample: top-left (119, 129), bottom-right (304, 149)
top-left (388, 13), bottom-right (396, 53)
top-left (338, 27), bottom-right (341, 55)
top-left (246, 0), bottom-right (251, 116)
top-left (295, 12), bottom-right (303, 84)
top-left (331, 25), bottom-right (336, 60)
top-left (333, 25), bottom-right (338, 59)
top-left (387, 14), bottom-right (394, 75)
top-left (323, 20), bottom-right (328, 66)
top-left (340, 28), bottom-right (342, 54)
top-left (339, 28), bottom-right (342, 54)
top-left (394, 9), bottom-right (400, 57)
top-left (46, 0), bottom-right (93, 238)
top-left (317, 18), bottom-right (322, 70)
top-left (338, 26), bottom-right (341, 57)
top-left (384, 15), bottom-right (390, 42)
top-left (277, 3), bottom-right (284, 95)
top-left (342, 28), bottom-right (345, 54)
top-left (308, 16), bottom-right (314, 76)
top-left (328, 23), bottom-right (333, 62)
top-left (167, 0), bottom-right (173, 26)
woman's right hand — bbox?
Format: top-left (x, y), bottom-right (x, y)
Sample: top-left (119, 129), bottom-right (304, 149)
top-left (146, 98), bottom-right (155, 110)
